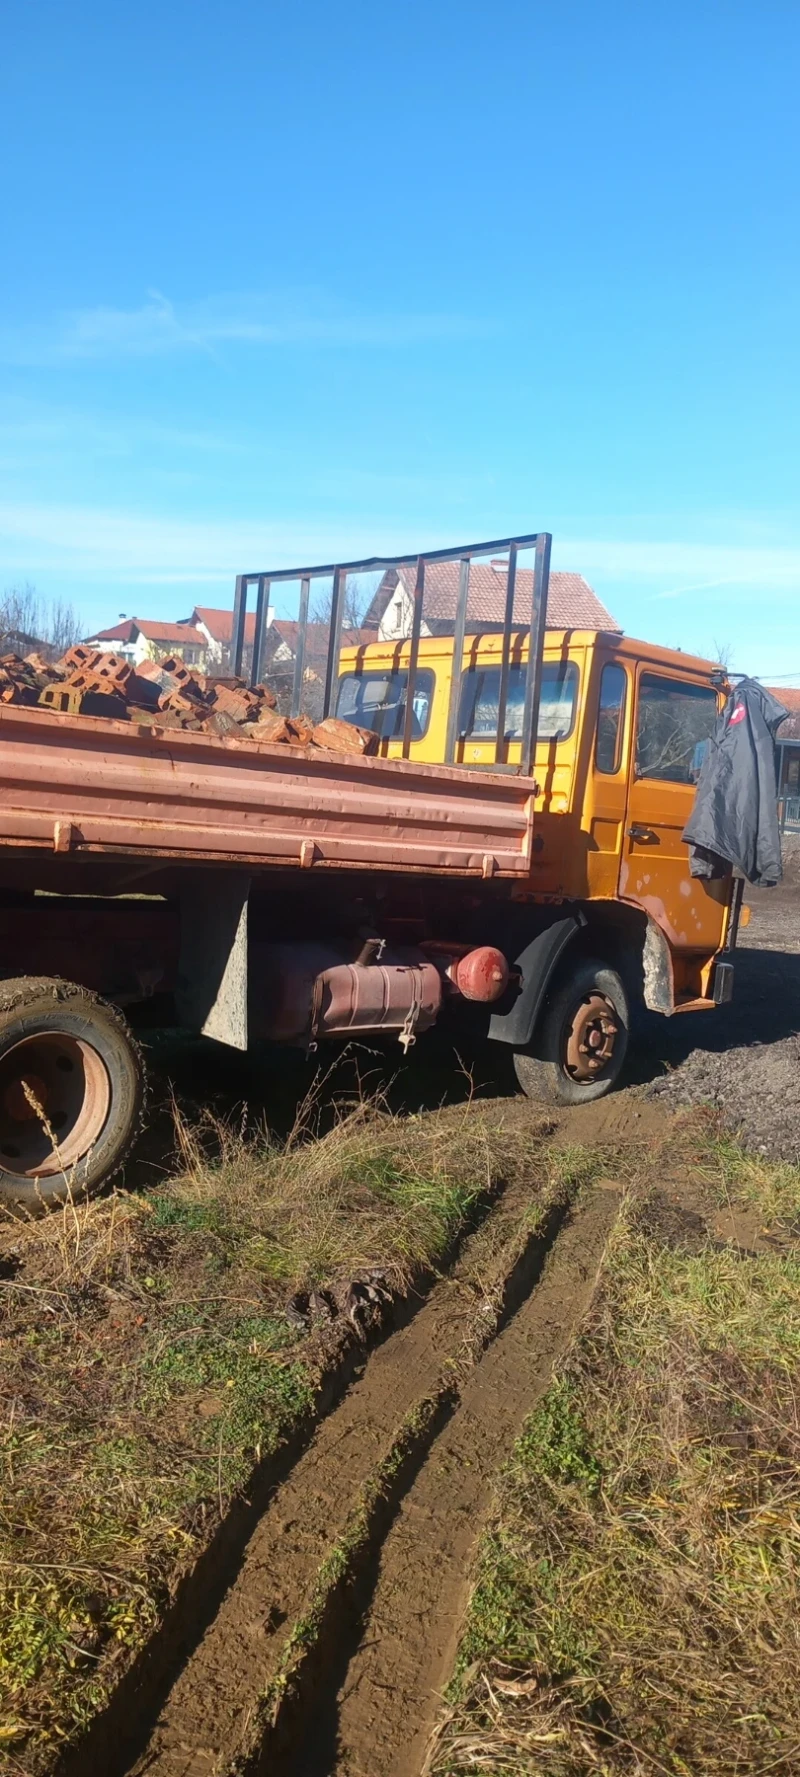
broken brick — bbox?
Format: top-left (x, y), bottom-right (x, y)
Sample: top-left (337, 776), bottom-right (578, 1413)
top-left (241, 711), bottom-right (291, 744)
top-left (285, 715), bottom-right (315, 745)
top-left (311, 717), bottom-right (379, 755)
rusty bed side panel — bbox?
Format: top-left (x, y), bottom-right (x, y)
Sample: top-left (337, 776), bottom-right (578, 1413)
top-left (0, 706), bottom-right (536, 878)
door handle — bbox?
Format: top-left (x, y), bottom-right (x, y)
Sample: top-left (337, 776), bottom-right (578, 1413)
top-left (627, 823), bottom-right (659, 844)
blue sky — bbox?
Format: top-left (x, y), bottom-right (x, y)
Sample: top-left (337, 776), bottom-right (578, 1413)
top-left (2, 0), bottom-right (799, 679)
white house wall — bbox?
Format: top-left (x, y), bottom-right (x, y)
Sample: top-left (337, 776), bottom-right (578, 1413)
top-left (377, 584), bottom-right (432, 642)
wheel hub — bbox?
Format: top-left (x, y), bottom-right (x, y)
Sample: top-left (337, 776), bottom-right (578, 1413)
top-left (3, 1074), bottom-right (48, 1121)
top-left (564, 993), bottom-right (618, 1083)
top-left (0, 1034), bottom-right (111, 1178)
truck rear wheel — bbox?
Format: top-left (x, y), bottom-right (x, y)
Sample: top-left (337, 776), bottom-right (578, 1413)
top-left (0, 979), bottom-right (145, 1214)
top-left (513, 958), bottom-right (629, 1106)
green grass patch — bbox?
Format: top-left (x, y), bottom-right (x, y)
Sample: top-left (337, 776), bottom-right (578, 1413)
top-left (704, 1131), bottom-right (800, 1231)
top-left (433, 1133), bottom-right (800, 1776)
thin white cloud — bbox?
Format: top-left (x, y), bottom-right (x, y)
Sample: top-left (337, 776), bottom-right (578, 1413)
top-left (555, 536), bottom-right (800, 593)
top-left (651, 576), bottom-right (737, 601)
top-left (0, 289), bottom-right (487, 366)
top-left (0, 397), bottom-right (240, 466)
top-left (0, 498), bottom-right (422, 580)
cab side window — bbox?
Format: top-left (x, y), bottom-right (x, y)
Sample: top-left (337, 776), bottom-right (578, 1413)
top-left (635, 674), bottom-right (718, 784)
top-left (595, 663), bottom-right (627, 773)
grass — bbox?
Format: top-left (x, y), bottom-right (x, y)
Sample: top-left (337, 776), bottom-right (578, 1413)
top-left (430, 1128), bottom-right (800, 1777)
top-left (0, 1087), bottom-right (529, 1772)
top-left (702, 1129), bottom-right (800, 1232)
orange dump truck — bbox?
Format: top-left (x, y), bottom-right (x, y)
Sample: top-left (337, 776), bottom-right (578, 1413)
top-left (0, 532), bottom-right (739, 1211)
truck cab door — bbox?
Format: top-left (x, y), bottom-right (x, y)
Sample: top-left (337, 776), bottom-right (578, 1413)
top-left (620, 668), bottom-right (728, 959)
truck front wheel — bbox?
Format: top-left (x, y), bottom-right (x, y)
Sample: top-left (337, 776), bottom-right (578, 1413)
top-left (513, 958), bottom-right (629, 1105)
top-left (0, 979), bottom-right (145, 1214)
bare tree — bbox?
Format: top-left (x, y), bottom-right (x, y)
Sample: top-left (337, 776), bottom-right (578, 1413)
top-left (712, 637), bottom-right (735, 672)
top-left (0, 583), bottom-right (82, 661)
top-left (311, 572), bottom-right (374, 632)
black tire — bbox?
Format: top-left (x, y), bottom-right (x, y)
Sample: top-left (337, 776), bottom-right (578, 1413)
top-left (0, 978), bottom-right (145, 1214)
top-left (513, 957), bottom-right (629, 1106)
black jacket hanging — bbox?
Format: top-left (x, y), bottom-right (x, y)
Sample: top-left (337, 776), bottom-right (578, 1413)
top-left (682, 678), bottom-right (788, 887)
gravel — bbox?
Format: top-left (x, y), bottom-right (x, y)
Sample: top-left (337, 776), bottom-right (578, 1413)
top-left (645, 836), bottom-right (800, 1161)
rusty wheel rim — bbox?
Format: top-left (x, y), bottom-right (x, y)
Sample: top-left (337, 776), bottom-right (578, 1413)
top-left (563, 992), bottom-right (619, 1084)
top-left (0, 1035), bottom-right (111, 1178)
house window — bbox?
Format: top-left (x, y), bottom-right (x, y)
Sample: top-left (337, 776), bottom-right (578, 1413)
top-left (595, 663), bottom-right (627, 774)
top-left (336, 669), bottom-right (435, 740)
top-left (458, 661), bottom-right (579, 743)
top-left (635, 674), bottom-right (718, 784)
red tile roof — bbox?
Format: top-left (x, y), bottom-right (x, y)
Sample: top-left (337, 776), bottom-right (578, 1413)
top-left (766, 687), bottom-right (800, 739)
top-left (138, 620), bottom-right (205, 645)
top-left (365, 562), bottom-right (619, 633)
top-left (268, 620), bottom-right (373, 656)
top-left (86, 618), bottom-right (206, 647)
top-left (85, 619), bottom-right (138, 644)
top-left (190, 606), bottom-right (257, 646)
top-left (766, 686), bottom-right (800, 711)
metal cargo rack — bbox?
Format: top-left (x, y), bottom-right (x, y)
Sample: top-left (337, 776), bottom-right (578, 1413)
top-left (231, 530), bottom-right (552, 776)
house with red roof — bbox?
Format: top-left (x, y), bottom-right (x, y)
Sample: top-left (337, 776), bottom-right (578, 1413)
top-left (181, 603), bottom-right (275, 665)
top-left (363, 560), bottom-right (619, 641)
top-left (82, 617), bottom-right (208, 669)
top-left (181, 607), bottom-right (368, 678)
top-left (263, 618), bottom-right (373, 673)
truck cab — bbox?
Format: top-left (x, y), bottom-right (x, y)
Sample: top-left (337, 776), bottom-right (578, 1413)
top-left (337, 627), bottom-right (734, 1014)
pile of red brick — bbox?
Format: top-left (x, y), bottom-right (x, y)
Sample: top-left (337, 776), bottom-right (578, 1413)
top-left (0, 647), bottom-right (379, 756)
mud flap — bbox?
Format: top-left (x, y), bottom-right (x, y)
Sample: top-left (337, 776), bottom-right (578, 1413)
top-left (712, 959), bottom-right (734, 1004)
top-left (176, 872), bottom-right (250, 1049)
top-left (642, 917), bottom-right (674, 1015)
top-left (488, 914), bottom-right (583, 1047)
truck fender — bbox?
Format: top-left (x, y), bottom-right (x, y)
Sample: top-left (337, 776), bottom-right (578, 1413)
top-left (488, 913), bottom-right (584, 1047)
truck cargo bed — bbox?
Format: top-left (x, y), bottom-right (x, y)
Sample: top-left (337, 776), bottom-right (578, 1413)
top-left (0, 704), bottom-right (536, 878)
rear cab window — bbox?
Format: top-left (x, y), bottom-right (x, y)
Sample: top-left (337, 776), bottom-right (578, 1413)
top-left (458, 660), bottom-right (579, 744)
top-left (635, 673), bottom-right (718, 784)
top-left (335, 668), bottom-right (435, 741)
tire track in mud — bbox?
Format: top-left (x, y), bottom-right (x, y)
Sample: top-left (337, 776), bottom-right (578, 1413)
top-left (112, 1136), bottom-right (562, 1777)
top-left (253, 1182), bottom-right (620, 1777)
